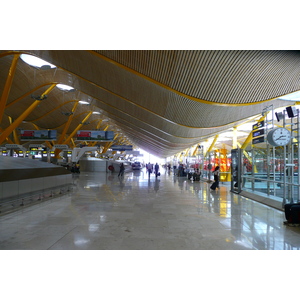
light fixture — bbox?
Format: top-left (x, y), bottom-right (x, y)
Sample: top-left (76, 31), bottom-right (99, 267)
top-left (61, 112), bottom-right (73, 116)
top-left (92, 112), bottom-right (101, 114)
top-left (79, 100), bottom-right (90, 105)
top-left (56, 84), bottom-right (75, 91)
top-left (20, 54), bottom-right (56, 69)
top-left (31, 95), bottom-right (47, 101)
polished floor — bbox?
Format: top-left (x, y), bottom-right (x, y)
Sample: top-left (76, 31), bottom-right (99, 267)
top-left (1, 168), bottom-right (300, 250)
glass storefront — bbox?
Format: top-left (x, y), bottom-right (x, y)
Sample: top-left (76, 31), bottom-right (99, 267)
top-left (242, 144), bottom-right (300, 206)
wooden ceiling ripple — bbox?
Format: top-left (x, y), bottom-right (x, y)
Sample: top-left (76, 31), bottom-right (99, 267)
top-left (95, 50), bottom-right (300, 104)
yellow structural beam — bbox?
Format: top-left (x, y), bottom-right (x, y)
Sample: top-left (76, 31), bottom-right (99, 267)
top-left (8, 116), bottom-right (20, 145)
top-left (192, 144), bottom-right (200, 156)
top-left (54, 101), bottom-right (79, 157)
top-left (0, 54), bottom-right (20, 124)
top-left (5, 82), bottom-right (57, 109)
top-left (63, 111), bottom-right (93, 145)
top-left (71, 138), bottom-right (76, 148)
top-left (0, 84), bottom-right (56, 145)
top-left (232, 126), bottom-right (238, 149)
top-left (0, 128), bottom-right (14, 144)
top-left (0, 100), bottom-right (42, 145)
top-left (27, 100), bottom-right (78, 122)
top-left (204, 134), bottom-right (219, 157)
top-left (102, 133), bottom-right (119, 153)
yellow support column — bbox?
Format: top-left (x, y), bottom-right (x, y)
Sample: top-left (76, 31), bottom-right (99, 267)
top-left (204, 134), bottom-right (219, 157)
top-left (63, 111), bottom-right (93, 145)
top-left (232, 126), bottom-right (238, 149)
top-left (8, 116), bottom-right (20, 145)
top-left (0, 54), bottom-right (20, 124)
top-left (0, 100), bottom-right (41, 144)
top-left (54, 101), bottom-right (79, 158)
top-left (192, 145), bottom-right (200, 156)
top-left (102, 134), bottom-right (119, 153)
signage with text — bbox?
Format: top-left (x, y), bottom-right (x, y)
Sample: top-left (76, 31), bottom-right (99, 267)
top-left (252, 128), bottom-right (265, 138)
top-left (252, 121), bottom-right (264, 131)
top-left (252, 136), bottom-right (265, 144)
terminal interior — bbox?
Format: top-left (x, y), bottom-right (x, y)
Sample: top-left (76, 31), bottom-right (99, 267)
top-left (1, 51), bottom-right (300, 252)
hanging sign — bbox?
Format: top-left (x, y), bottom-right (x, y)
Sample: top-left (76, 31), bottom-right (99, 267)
top-left (252, 136), bottom-right (265, 144)
top-left (20, 130), bottom-right (57, 141)
top-left (76, 130), bottom-right (114, 141)
top-left (54, 144), bottom-right (68, 150)
top-left (110, 145), bottom-right (133, 151)
top-left (252, 121), bottom-right (264, 130)
top-left (252, 128), bottom-right (265, 138)
top-left (5, 144), bottom-right (22, 149)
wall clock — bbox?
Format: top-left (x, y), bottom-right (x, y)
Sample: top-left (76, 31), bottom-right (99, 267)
top-left (267, 127), bottom-right (291, 146)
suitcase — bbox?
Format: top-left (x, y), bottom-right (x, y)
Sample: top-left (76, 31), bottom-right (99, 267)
top-left (210, 181), bottom-right (218, 190)
top-left (284, 203), bottom-right (300, 224)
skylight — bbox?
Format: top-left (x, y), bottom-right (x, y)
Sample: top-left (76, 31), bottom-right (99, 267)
top-left (278, 91), bottom-right (300, 101)
top-left (20, 54), bottom-right (56, 69)
top-left (79, 100), bottom-right (90, 104)
top-left (56, 84), bottom-right (75, 91)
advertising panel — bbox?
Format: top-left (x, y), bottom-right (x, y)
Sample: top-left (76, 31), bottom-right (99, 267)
top-left (76, 130), bottom-right (114, 141)
top-left (20, 130), bottom-right (57, 141)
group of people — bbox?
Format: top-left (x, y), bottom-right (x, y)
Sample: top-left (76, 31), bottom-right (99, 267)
top-left (113, 162), bottom-right (160, 178)
top-left (146, 162), bottom-right (160, 178)
top-left (114, 162), bottom-right (220, 189)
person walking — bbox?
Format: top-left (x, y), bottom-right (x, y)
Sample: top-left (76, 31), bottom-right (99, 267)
top-left (118, 163), bottom-right (125, 177)
top-left (154, 163), bottom-right (160, 178)
top-left (210, 166), bottom-right (220, 190)
top-left (146, 162), bottom-right (153, 178)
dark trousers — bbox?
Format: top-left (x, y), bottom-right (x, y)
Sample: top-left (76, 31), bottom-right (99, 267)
top-left (214, 175), bottom-right (219, 188)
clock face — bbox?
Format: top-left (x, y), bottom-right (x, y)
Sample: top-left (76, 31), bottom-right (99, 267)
top-left (267, 128), bottom-right (291, 146)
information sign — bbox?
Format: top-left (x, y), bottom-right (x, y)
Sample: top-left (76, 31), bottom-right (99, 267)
top-left (252, 121), bottom-right (265, 130)
top-left (252, 136), bottom-right (265, 144)
top-left (252, 128), bottom-right (265, 138)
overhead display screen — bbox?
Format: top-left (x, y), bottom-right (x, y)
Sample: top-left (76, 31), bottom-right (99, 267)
top-left (76, 131), bottom-right (114, 141)
top-left (20, 130), bottom-right (57, 141)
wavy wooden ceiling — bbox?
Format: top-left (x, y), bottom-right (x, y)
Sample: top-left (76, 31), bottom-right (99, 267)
top-left (0, 50), bottom-right (299, 157)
